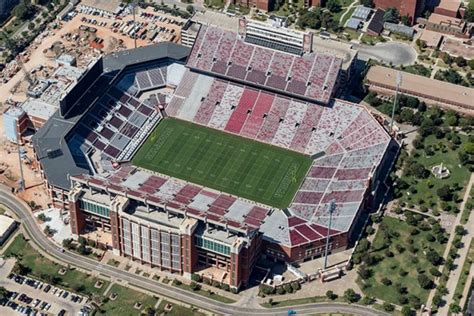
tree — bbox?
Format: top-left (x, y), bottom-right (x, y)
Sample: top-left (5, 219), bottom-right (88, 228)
top-left (426, 249), bottom-right (442, 265)
top-left (383, 302), bottom-right (395, 312)
top-left (27, 22), bottom-right (35, 30)
top-left (12, 262), bottom-right (29, 275)
top-left (326, 0), bottom-right (341, 13)
top-left (383, 7), bottom-right (400, 23)
top-left (62, 238), bottom-right (74, 250)
top-left (455, 56), bottom-right (467, 68)
top-left (465, 0), bottom-right (474, 22)
top-left (402, 306), bottom-right (413, 316)
top-left (326, 290), bottom-right (337, 300)
top-left (344, 288), bottom-right (359, 303)
top-left (401, 15), bottom-right (410, 26)
top-left (360, 0), bottom-right (374, 7)
top-left (437, 185), bottom-right (453, 202)
top-left (186, 5), bottom-right (194, 14)
top-left (0, 287), bottom-right (9, 300)
top-left (12, 0), bottom-right (35, 20)
top-left (417, 274), bottom-right (433, 289)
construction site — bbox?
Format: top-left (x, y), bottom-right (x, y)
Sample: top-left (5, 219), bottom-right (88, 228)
top-left (0, 2), bottom-right (190, 209)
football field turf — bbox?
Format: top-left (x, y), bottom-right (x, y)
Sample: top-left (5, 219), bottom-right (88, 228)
top-left (133, 118), bottom-right (312, 208)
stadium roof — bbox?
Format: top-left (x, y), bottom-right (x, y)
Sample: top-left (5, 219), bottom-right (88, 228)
top-left (103, 42), bottom-right (190, 73)
top-left (186, 25), bottom-right (342, 105)
top-left (33, 43), bottom-right (191, 190)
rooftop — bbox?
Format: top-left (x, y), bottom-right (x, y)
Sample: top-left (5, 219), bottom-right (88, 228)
top-left (0, 215), bottom-right (15, 236)
top-left (366, 65), bottom-right (474, 112)
top-left (428, 13), bottom-right (466, 28)
top-left (80, 0), bottom-right (122, 13)
top-left (21, 99), bottom-right (57, 121)
top-left (436, 0), bottom-right (462, 12)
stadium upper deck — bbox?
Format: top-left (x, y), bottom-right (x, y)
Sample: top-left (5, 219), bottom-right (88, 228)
top-left (186, 26), bottom-right (342, 105)
top-left (34, 28), bottom-right (392, 271)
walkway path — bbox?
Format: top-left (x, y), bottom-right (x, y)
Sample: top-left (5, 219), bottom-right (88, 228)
top-left (437, 173), bottom-right (474, 315)
top-left (338, 0), bottom-right (358, 24)
top-left (426, 173), bottom-right (474, 311)
top-left (0, 184), bottom-right (387, 316)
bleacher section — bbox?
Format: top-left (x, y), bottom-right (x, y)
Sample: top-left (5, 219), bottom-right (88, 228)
top-left (116, 62), bottom-right (169, 96)
top-left (165, 71), bottom-right (391, 244)
top-left (167, 72), bottom-right (389, 156)
top-left (187, 26), bottom-right (342, 105)
top-left (70, 86), bottom-right (161, 162)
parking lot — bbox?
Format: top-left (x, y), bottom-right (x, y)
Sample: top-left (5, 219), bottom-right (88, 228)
top-left (0, 268), bottom-right (87, 316)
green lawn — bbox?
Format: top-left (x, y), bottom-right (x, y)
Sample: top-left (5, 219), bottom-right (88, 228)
top-left (157, 300), bottom-right (206, 316)
top-left (173, 282), bottom-right (236, 303)
top-left (461, 187), bottom-right (474, 224)
top-left (204, 0), bottom-right (225, 9)
top-left (4, 234), bottom-right (109, 296)
top-left (99, 284), bottom-right (158, 315)
top-left (261, 296), bottom-right (342, 308)
top-left (399, 134), bottom-right (470, 212)
top-left (453, 238), bottom-right (474, 307)
top-left (133, 118), bottom-right (312, 208)
top-left (359, 216), bottom-right (446, 305)
top-left (340, 6), bottom-right (356, 26)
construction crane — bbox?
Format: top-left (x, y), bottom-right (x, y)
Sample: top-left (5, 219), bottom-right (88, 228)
top-left (1, 30), bottom-right (34, 86)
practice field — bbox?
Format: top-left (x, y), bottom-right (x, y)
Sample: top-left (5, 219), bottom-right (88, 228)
top-left (133, 118), bottom-right (312, 208)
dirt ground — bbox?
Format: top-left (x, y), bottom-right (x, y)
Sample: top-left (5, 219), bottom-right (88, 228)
top-left (0, 6), bottom-right (187, 208)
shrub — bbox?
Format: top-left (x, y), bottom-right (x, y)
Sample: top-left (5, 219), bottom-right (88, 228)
top-left (190, 281), bottom-right (201, 291)
top-left (381, 277), bottom-right (392, 286)
top-left (383, 302), bottom-right (395, 312)
top-left (344, 289), bottom-right (359, 303)
top-left (417, 274), bottom-right (433, 289)
top-left (326, 290), bottom-right (337, 300)
top-left (276, 287), bottom-right (286, 295)
top-left (191, 273), bottom-right (202, 282)
top-left (430, 267), bottom-right (442, 277)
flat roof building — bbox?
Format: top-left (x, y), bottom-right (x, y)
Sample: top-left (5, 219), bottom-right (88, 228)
top-left (434, 0), bottom-right (462, 18)
top-left (0, 215), bottom-right (16, 245)
top-left (366, 65), bottom-right (474, 115)
top-left (423, 13), bottom-right (473, 38)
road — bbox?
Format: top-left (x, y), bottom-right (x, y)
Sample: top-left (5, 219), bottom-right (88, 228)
top-left (0, 185), bottom-right (386, 316)
top-left (354, 41), bottom-right (417, 66)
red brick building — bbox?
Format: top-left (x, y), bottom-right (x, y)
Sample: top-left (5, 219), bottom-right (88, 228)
top-left (373, 0), bottom-right (425, 25)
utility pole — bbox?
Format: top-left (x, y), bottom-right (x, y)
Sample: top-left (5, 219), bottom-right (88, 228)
top-left (390, 71), bottom-right (402, 134)
top-left (323, 199), bottom-right (336, 270)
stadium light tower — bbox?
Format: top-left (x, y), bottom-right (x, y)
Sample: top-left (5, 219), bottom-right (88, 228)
top-left (323, 199), bottom-right (336, 270)
top-left (389, 71), bottom-right (402, 134)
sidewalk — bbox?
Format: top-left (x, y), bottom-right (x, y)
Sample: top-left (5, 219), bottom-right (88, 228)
top-left (426, 173), bottom-right (474, 312)
top-left (437, 173), bottom-right (474, 315)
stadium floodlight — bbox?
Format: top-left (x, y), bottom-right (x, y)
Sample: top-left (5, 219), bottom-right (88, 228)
top-left (389, 71), bottom-right (402, 134)
top-left (323, 199), bottom-right (336, 270)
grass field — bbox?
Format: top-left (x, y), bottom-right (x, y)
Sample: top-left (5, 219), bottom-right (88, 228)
top-left (4, 234), bottom-right (109, 296)
top-left (359, 216), bottom-right (446, 305)
top-left (133, 118), bottom-right (312, 208)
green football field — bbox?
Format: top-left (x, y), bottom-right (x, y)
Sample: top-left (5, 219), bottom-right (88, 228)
top-left (133, 118), bottom-right (312, 208)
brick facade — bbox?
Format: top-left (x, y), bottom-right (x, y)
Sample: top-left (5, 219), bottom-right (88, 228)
top-left (373, 0), bottom-right (425, 25)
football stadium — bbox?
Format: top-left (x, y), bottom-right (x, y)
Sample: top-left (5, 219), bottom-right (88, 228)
top-left (33, 24), bottom-right (393, 289)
